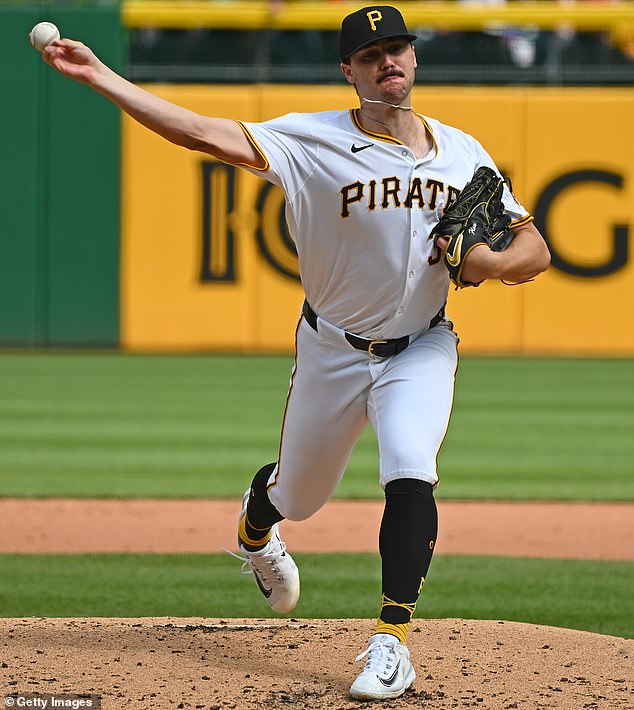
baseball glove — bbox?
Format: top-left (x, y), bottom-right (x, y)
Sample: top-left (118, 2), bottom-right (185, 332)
top-left (431, 166), bottom-right (515, 288)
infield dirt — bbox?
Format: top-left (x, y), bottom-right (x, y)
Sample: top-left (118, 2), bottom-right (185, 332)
top-left (1, 617), bottom-right (632, 709)
top-left (1, 499), bottom-right (633, 558)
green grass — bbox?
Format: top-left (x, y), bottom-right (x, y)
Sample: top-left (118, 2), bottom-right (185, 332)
top-left (0, 352), bottom-right (632, 500)
top-left (0, 553), bottom-right (631, 639)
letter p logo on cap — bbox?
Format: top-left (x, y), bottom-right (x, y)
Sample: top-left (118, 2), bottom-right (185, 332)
top-left (366, 10), bottom-right (383, 31)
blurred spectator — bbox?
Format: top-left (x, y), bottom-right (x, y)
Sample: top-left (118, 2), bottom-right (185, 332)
top-left (415, 0), bottom-right (518, 67)
top-left (539, 0), bottom-right (633, 76)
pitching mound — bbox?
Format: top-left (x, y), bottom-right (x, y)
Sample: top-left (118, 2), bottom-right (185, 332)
top-left (1, 618), bottom-right (632, 709)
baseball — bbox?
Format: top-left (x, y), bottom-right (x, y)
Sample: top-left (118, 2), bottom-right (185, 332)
top-left (29, 21), bottom-right (60, 52)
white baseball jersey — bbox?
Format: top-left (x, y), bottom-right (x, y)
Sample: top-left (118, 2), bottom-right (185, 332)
top-left (234, 108), bottom-right (533, 516)
top-left (239, 109), bottom-right (532, 340)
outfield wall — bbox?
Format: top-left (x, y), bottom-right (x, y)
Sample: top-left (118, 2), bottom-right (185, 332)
top-left (0, 6), bottom-right (122, 346)
top-left (121, 85), bottom-right (634, 355)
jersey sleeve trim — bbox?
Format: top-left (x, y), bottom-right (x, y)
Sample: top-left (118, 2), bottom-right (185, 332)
top-left (510, 214), bottom-right (534, 229)
top-left (234, 121), bottom-right (270, 172)
top-left (350, 109), bottom-right (403, 146)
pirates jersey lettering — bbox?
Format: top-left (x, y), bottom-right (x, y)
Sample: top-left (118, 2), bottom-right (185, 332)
top-left (340, 176), bottom-right (460, 217)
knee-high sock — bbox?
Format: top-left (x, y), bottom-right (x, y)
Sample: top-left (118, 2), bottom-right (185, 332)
top-left (239, 463), bottom-right (285, 550)
top-left (376, 478), bottom-right (438, 644)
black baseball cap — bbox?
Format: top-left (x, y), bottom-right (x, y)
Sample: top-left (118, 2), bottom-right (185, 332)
top-left (339, 5), bottom-right (417, 62)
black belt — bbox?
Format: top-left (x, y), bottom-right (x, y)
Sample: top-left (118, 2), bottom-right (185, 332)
top-left (302, 300), bottom-right (445, 358)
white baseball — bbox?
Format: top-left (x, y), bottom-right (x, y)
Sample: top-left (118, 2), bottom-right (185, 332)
top-left (29, 21), bottom-right (60, 52)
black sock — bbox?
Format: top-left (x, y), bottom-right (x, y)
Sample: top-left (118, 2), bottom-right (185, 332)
top-left (239, 463), bottom-right (285, 549)
top-left (376, 478), bottom-right (438, 642)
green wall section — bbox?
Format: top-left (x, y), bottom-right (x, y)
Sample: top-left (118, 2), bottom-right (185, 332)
top-left (0, 5), bottom-right (122, 346)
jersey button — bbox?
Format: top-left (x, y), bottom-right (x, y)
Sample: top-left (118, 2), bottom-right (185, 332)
top-left (397, 307), bottom-right (404, 314)
top-left (401, 150), bottom-right (408, 157)
top-left (408, 271), bottom-right (414, 278)
top-left (412, 231), bottom-right (417, 238)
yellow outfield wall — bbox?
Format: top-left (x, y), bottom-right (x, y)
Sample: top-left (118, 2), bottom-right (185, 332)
top-left (121, 85), bottom-right (634, 355)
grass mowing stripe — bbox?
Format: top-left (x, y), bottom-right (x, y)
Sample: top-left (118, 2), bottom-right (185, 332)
top-left (0, 353), bottom-right (632, 500)
top-left (0, 553), bottom-right (631, 639)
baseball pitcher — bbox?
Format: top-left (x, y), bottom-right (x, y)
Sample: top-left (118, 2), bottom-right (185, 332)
top-left (40, 5), bottom-right (550, 701)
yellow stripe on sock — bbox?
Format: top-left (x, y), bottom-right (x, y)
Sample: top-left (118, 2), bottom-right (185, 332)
top-left (380, 594), bottom-right (417, 617)
top-left (376, 594), bottom-right (418, 644)
top-left (245, 512), bottom-right (272, 532)
top-left (238, 515), bottom-right (272, 548)
top-left (375, 621), bottom-right (410, 645)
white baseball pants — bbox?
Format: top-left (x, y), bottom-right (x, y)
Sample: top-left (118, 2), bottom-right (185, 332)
top-left (266, 313), bottom-right (459, 521)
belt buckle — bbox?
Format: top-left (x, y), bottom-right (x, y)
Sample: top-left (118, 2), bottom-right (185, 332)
top-left (368, 339), bottom-right (388, 357)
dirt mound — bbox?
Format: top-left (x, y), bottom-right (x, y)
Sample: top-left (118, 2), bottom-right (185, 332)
top-left (1, 618), bottom-right (632, 709)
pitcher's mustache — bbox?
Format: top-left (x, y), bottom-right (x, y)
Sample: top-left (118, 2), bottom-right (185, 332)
top-left (378, 69), bottom-right (405, 83)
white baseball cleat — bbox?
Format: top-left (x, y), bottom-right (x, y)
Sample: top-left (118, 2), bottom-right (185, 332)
top-left (229, 491), bottom-right (300, 614)
top-left (349, 633), bottom-right (416, 700)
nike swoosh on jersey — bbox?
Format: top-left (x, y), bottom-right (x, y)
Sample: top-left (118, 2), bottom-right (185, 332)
top-left (351, 143), bottom-right (374, 153)
top-left (445, 233), bottom-right (464, 267)
top-left (378, 660), bottom-right (401, 687)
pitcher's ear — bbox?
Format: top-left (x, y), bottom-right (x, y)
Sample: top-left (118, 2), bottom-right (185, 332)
top-left (341, 62), bottom-right (355, 84)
